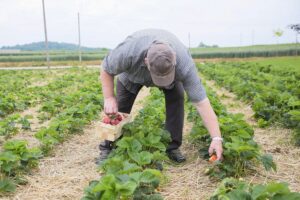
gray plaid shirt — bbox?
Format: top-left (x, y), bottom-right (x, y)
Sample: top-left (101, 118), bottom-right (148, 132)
top-left (102, 29), bottom-right (206, 102)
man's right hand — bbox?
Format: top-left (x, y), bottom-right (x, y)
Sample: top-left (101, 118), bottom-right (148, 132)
top-left (104, 97), bottom-right (118, 115)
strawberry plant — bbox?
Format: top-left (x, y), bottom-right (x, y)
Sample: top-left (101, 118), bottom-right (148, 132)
top-left (1, 68), bottom-right (106, 195)
top-left (210, 178), bottom-right (300, 200)
top-left (0, 114), bottom-right (21, 139)
top-left (197, 62), bottom-right (300, 145)
top-left (82, 88), bottom-right (169, 200)
top-left (3, 140), bottom-right (42, 169)
top-left (35, 95), bottom-right (103, 154)
top-left (187, 85), bottom-right (276, 178)
top-left (0, 139), bottom-right (43, 194)
top-left (0, 177), bottom-right (16, 193)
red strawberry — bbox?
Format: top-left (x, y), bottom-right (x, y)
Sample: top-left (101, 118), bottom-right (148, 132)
top-left (116, 114), bottom-right (122, 121)
top-left (102, 116), bottom-right (111, 124)
top-left (110, 119), bottom-right (118, 125)
top-left (115, 119), bottom-right (120, 125)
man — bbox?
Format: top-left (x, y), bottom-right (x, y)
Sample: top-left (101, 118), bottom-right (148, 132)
top-left (99, 29), bottom-right (223, 163)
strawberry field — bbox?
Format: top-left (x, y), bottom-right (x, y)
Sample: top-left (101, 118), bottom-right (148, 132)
top-left (197, 61), bottom-right (300, 145)
top-left (0, 61), bottom-right (300, 199)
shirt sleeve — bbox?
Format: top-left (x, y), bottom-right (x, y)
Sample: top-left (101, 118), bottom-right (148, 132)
top-left (182, 65), bottom-right (207, 102)
top-left (102, 40), bottom-right (132, 76)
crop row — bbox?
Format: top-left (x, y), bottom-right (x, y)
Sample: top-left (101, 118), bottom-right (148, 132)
top-left (192, 49), bottom-right (300, 59)
top-left (187, 83), bottom-right (300, 199)
top-left (0, 68), bottom-right (94, 118)
top-left (210, 177), bottom-right (300, 199)
top-left (82, 88), bottom-right (170, 200)
top-left (187, 84), bottom-right (276, 178)
top-left (0, 68), bottom-right (103, 195)
top-left (0, 68), bottom-right (100, 140)
top-left (197, 62), bottom-right (300, 145)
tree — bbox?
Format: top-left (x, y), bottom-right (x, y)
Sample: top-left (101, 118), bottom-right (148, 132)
top-left (288, 24), bottom-right (300, 43)
top-left (288, 24), bottom-right (300, 55)
top-left (197, 42), bottom-right (219, 48)
top-left (273, 29), bottom-right (284, 44)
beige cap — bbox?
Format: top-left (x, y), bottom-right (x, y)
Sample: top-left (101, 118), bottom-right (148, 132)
top-left (147, 42), bottom-right (176, 87)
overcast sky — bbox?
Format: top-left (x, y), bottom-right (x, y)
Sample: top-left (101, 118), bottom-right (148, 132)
top-left (0, 0), bottom-right (299, 48)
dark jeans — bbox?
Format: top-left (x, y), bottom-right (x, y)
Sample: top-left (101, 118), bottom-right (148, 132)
top-left (99, 78), bottom-right (184, 151)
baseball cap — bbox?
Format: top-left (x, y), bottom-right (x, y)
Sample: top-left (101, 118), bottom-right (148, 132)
top-left (146, 42), bottom-right (176, 87)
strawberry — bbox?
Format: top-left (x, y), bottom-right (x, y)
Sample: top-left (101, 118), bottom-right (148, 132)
top-left (209, 154), bottom-right (218, 163)
top-left (102, 116), bottom-right (111, 124)
top-left (110, 119), bottom-right (120, 125)
top-left (116, 113), bottom-right (122, 121)
top-left (114, 119), bottom-right (120, 125)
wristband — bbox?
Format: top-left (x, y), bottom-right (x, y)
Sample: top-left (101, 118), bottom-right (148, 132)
top-left (212, 136), bottom-right (223, 142)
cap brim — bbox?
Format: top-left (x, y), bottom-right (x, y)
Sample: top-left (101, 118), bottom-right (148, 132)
top-left (150, 68), bottom-right (175, 87)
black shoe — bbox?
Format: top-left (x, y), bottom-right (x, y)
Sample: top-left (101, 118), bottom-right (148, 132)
top-left (166, 149), bottom-right (186, 163)
top-left (96, 141), bottom-right (113, 165)
top-left (96, 148), bottom-right (112, 165)
top-left (154, 161), bottom-right (163, 171)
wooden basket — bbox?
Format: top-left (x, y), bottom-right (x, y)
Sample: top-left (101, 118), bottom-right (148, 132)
top-left (95, 112), bottom-right (132, 141)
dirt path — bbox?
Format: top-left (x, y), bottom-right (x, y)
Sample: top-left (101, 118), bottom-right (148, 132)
top-left (205, 79), bottom-right (300, 192)
top-left (160, 119), bottom-right (217, 200)
top-left (3, 87), bottom-right (150, 200)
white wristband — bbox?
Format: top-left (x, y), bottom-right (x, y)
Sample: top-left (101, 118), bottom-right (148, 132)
top-left (212, 137), bottom-right (223, 142)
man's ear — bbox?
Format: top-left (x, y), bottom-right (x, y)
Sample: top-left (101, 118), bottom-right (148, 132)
top-left (144, 58), bottom-right (150, 70)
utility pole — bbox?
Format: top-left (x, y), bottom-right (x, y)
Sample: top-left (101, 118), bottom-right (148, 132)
top-left (42, 0), bottom-right (50, 68)
top-left (78, 12), bottom-right (82, 63)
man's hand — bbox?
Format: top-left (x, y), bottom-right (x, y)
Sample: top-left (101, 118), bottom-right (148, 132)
top-left (104, 97), bottom-right (118, 115)
top-left (209, 140), bottom-right (223, 161)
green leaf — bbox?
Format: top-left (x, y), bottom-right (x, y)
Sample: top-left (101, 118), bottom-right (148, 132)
top-left (226, 189), bottom-right (252, 200)
top-left (260, 154), bottom-right (276, 171)
top-left (0, 151), bottom-right (20, 173)
top-left (115, 181), bottom-right (137, 196)
top-left (139, 169), bottom-right (161, 183)
top-left (0, 178), bottom-right (16, 193)
top-left (92, 174), bottom-right (116, 193)
top-left (251, 184), bottom-right (269, 199)
top-left (264, 182), bottom-right (290, 195)
top-left (129, 151), bottom-right (152, 166)
top-left (273, 193), bottom-right (300, 200)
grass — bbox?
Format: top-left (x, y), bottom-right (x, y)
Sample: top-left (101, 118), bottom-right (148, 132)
top-left (245, 56), bottom-right (300, 69)
top-left (190, 43), bottom-right (300, 53)
top-left (190, 43), bottom-right (300, 58)
top-left (198, 56), bottom-right (300, 71)
top-left (0, 60), bottom-right (101, 67)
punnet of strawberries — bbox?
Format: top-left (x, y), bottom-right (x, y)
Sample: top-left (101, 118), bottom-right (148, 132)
top-left (102, 113), bottom-right (123, 125)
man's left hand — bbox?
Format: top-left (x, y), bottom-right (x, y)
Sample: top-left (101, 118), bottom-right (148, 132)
top-left (209, 140), bottom-right (223, 161)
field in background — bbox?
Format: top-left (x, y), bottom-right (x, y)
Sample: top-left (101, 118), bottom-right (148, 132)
top-left (0, 43), bottom-right (299, 67)
top-left (191, 43), bottom-right (300, 58)
top-left (0, 50), bottom-right (108, 64)
top-left (198, 56), bottom-right (300, 69)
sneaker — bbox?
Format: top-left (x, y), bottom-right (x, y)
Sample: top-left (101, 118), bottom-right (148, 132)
top-left (166, 149), bottom-right (186, 163)
top-left (96, 141), bottom-right (113, 165)
top-left (96, 148), bottom-right (112, 165)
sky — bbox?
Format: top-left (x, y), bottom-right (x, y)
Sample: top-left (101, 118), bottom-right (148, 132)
top-left (0, 0), bottom-right (299, 48)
